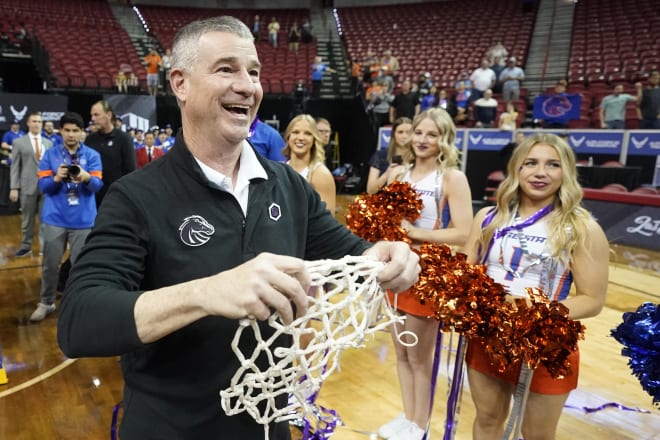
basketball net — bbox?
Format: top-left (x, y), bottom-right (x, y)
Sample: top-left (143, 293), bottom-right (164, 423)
top-left (220, 255), bottom-right (404, 439)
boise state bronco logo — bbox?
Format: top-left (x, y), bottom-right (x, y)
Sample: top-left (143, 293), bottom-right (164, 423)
top-left (179, 215), bottom-right (215, 247)
top-left (541, 95), bottom-right (573, 117)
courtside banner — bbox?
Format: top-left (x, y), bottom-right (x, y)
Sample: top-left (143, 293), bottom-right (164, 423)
top-left (583, 199), bottom-right (660, 251)
top-left (627, 131), bottom-right (660, 156)
top-left (566, 130), bottom-right (624, 154)
top-left (0, 93), bottom-right (68, 130)
top-left (377, 127), bottom-right (466, 150)
top-left (103, 94), bottom-right (156, 133)
top-left (466, 129), bottom-right (513, 151)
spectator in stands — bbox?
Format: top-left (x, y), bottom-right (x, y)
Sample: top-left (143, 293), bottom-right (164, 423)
top-left (144, 48), bottom-right (162, 96)
top-left (251, 15), bottom-right (261, 41)
top-left (367, 78), bottom-right (394, 129)
top-left (349, 57), bottom-right (361, 95)
top-left (465, 133), bottom-right (608, 440)
top-left (437, 89), bottom-right (450, 112)
top-left (417, 72), bottom-right (433, 97)
top-left (599, 83), bottom-right (642, 129)
top-left (366, 116), bottom-right (412, 194)
top-left (283, 114), bottom-right (336, 214)
top-left (637, 70), bottom-right (660, 129)
top-left (268, 17), bottom-right (280, 48)
top-left (29, 112), bottom-right (103, 322)
top-left (473, 88), bottom-right (498, 127)
top-left (156, 129), bottom-right (173, 152)
top-left (115, 69), bottom-right (127, 94)
top-left (301, 18), bottom-right (313, 43)
top-left (136, 131), bottom-right (164, 169)
top-left (315, 118), bottom-right (334, 169)
top-left (288, 23), bottom-right (301, 54)
top-left (451, 82), bottom-right (471, 125)
top-left (419, 84), bottom-right (439, 112)
top-left (162, 48), bottom-right (172, 95)
top-left (454, 71), bottom-right (472, 93)
top-left (311, 56), bottom-right (336, 98)
top-left (499, 101), bottom-right (519, 131)
top-left (362, 50), bottom-right (380, 84)
top-left (541, 79), bottom-right (571, 129)
top-left (490, 56), bottom-right (505, 94)
top-left (487, 41), bottom-right (508, 66)
top-left (2, 119), bottom-right (25, 155)
top-left (381, 49), bottom-right (400, 84)
top-left (10, 111), bottom-right (52, 257)
top-left (248, 118), bottom-right (286, 162)
top-left (499, 57), bottom-right (526, 102)
top-left (127, 72), bottom-right (139, 94)
top-left (390, 79), bottom-right (419, 122)
top-left (470, 58), bottom-right (497, 101)
top-left (379, 108), bottom-right (473, 440)
top-left (86, 101), bottom-right (137, 207)
top-left (42, 121), bottom-right (62, 146)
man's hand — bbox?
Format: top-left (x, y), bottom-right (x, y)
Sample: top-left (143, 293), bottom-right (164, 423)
top-left (363, 241), bottom-right (420, 293)
top-left (201, 253), bottom-right (311, 324)
top-left (9, 189), bottom-right (18, 203)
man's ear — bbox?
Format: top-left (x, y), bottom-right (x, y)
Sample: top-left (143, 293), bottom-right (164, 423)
top-left (170, 68), bottom-right (186, 101)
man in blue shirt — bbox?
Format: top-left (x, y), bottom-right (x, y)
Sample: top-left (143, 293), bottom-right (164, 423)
top-left (248, 118), bottom-right (285, 162)
top-left (30, 112), bottom-right (103, 322)
top-left (2, 119), bottom-right (25, 156)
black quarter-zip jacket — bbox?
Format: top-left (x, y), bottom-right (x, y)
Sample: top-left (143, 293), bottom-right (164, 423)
top-left (58, 134), bottom-right (370, 439)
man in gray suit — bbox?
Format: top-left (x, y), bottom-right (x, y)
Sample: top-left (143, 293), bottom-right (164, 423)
top-left (10, 111), bottom-right (53, 257)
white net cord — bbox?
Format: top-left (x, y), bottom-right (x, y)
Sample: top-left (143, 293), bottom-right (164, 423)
top-left (220, 255), bottom-right (406, 439)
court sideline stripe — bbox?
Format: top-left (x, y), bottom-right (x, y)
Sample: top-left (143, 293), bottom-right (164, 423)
top-left (0, 358), bottom-right (77, 399)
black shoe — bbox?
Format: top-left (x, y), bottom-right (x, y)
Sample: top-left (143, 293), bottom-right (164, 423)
top-left (15, 248), bottom-right (32, 257)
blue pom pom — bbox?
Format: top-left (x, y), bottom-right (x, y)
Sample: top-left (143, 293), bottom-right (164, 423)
top-left (611, 302), bottom-right (660, 408)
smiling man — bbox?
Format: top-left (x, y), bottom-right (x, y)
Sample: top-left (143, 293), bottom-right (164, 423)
top-left (57, 16), bottom-right (420, 439)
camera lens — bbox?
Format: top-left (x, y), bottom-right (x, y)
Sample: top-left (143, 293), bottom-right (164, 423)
top-left (68, 165), bottom-right (81, 178)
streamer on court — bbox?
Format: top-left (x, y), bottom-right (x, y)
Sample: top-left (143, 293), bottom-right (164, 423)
top-left (220, 256), bottom-right (404, 438)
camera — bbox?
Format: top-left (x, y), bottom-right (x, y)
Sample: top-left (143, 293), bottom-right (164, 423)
top-left (67, 164), bottom-right (81, 178)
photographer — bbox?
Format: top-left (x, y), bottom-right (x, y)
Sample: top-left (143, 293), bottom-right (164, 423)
top-left (30, 112), bottom-right (103, 322)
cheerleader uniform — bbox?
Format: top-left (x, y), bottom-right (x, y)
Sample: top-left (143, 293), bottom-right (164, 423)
top-left (387, 169), bottom-right (450, 317)
top-left (466, 207), bottom-right (579, 394)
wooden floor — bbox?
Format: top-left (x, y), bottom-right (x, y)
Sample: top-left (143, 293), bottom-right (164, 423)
top-left (1, 195), bottom-right (659, 439)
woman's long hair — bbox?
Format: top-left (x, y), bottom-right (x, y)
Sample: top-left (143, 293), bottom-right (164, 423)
top-left (386, 117), bottom-right (412, 163)
top-left (479, 133), bottom-right (591, 262)
top-left (282, 114), bottom-right (325, 167)
top-left (401, 107), bottom-right (460, 171)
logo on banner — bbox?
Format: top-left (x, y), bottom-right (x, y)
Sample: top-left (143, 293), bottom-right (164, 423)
top-left (469, 134), bottom-right (483, 144)
top-left (10, 105), bottom-right (27, 122)
top-left (626, 216), bottom-right (660, 237)
top-left (631, 137), bottom-right (649, 149)
top-left (542, 96), bottom-right (573, 117)
top-left (570, 136), bottom-right (586, 147)
top-left (0, 105), bottom-right (5, 123)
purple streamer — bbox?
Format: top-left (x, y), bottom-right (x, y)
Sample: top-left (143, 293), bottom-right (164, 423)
top-left (443, 335), bottom-right (467, 440)
top-left (564, 402), bottom-right (652, 414)
top-left (110, 401), bottom-right (122, 440)
top-left (419, 325), bottom-right (444, 440)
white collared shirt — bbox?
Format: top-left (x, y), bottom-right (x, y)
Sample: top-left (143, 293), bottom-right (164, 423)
top-left (194, 140), bottom-right (268, 216)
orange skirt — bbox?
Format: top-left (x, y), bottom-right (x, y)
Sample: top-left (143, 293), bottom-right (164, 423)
top-left (386, 288), bottom-right (435, 318)
top-left (465, 338), bottom-right (579, 395)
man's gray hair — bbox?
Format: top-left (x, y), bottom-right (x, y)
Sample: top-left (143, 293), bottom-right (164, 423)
top-left (171, 16), bottom-right (253, 71)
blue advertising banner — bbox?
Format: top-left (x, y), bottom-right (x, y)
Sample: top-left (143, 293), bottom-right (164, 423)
top-left (532, 94), bottom-right (581, 123)
top-left (0, 93), bottom-right (68, 130)
top-left (566, 130), bottom-right (624, 154)
top-left (583, 199), bottom-right (660, 251)
top-left (627, 131), bottom-right (660, 156)
top-left (378, 126), bottom-right (466, 150)
top-left (466, 129), bottom-right (512, 151)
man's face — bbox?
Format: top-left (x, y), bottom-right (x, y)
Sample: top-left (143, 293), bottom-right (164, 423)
top-left (44, 121), bottom-right (54, 134)
top-left (136, 132), bottom-right (144, 142)
top-left (61, 123), bottom-right (81, 149)
top-left (173, 31), bottom-right (263, 147)
top-left (27, 115), bottom-right (43, 135)
top-left (165, 127), bottom-right (173, 136)
top-left (317, 122), bottom-right (331, 145)
top-left (144, 133), bottom-right (156, 147)
top-left (158, 132), bottom-right (167, 143)
top-left (650, 72), bottom-right (660, 86)
top-left (90, 104), bottom-right (112, 131)
top-left (614, 85), bottom-right (624, 95)
top-left (10, 123), bottom-right (19, 133)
